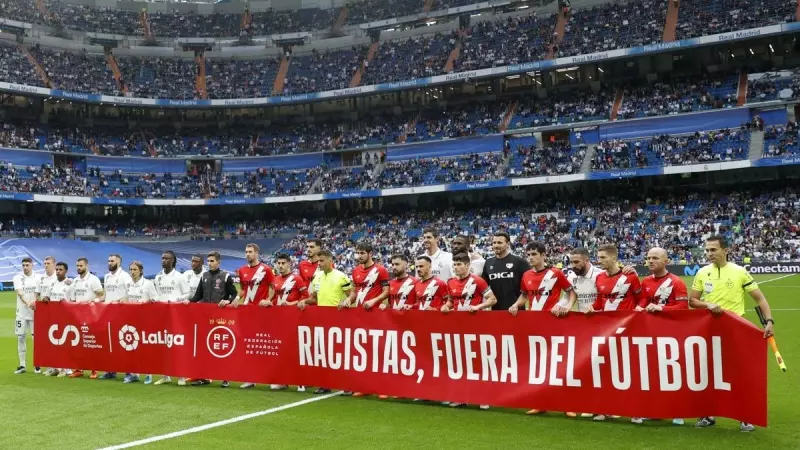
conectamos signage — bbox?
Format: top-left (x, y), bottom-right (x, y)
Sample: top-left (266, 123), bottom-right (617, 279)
top-left (634, 263), bottom-right (800, 277)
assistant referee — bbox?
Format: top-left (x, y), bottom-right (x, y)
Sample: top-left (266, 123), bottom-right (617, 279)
top-left (689, 235), bottom-right (775, 433)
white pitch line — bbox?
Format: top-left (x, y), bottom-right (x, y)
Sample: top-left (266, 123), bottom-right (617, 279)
top-left (96, 391), bottom-right (342, 450)
top-left (758, 273), bottom-right (798, 284)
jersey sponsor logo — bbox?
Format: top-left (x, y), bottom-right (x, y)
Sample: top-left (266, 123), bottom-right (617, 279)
top-left (244, 265), bottom-right (268, 305)
top-left (395, 278), bottom-right (415, 308)
top-left (48, 324), bottom-right (80, 346)
top-left (529, 271), bottom-right (559, 310)
top-left (506, 263), bottom-right (514, 269)
top-left (356, 267), bottom-right (381, 305)
top-left (118, 324), bottom-right (185, 351)
top-left (458, 278), bottom-right (477, 311)
top-left (279, 275), bottom-right (297, 305)
top-left (420, 280), bottom-right (439, 309)
top-left (605, 276), bottom-right (631, 310)
top-left (488, 272), bottom-right (514, 280)
top-left (654, 278), bottom-right (674, 305)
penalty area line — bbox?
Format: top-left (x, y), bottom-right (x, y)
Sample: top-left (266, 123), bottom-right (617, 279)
top-left (96, 391), bottom-right (343, 450)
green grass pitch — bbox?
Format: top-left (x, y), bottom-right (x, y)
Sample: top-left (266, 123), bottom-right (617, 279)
top-left (1, 275), bottom-right (798, 449)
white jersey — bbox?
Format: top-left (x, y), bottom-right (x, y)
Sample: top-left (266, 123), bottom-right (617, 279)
top-left (154, 269), bottom-right (190, 302)
top-left (564, 263), bottom-right (604, 311)
top-left (104, 269), bottom-right (133, 303)
top-left (425, 248), bottom-right (453, 281)
top-left (470, 254), bottom-right (486, 276)
top-left (184, 269), bottom-right (205, 298)
top-left (70, 273), bottom-right (104, 302)
top-left (13, 272), bottom-right (38, 320)
top-left (127, 277), bottom-right (158, 303)
top-left (48, 277), bottom-right (74, 302)
top-left (35, 272), bottom-right (58, 300)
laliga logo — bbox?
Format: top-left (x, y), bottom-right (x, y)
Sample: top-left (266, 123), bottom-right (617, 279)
top-left (119, 324), bottom-right (185, 351)
top-left (207, 326), bottom-right (236, 358)
top-left (119, 325), bottom-right (140, 351)
top-left (48, 324), bottom-right (80, 346)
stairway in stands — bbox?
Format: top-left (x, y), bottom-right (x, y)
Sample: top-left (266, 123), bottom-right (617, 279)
top-left (349, 41), bottom-right (380, 88)
top-left (273, 55), bottom-right (290, 95)
top-left (19, 44), bottom-right (53, 88)
top-left (748, 130), bottom-right (765, 160)
top-left (547, 8), bottom-right (568, 59)
top-left (662, 0), bottom-right (680, 42)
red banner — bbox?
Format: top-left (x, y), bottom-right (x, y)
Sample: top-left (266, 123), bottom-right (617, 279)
top-left (34, 303), bottom-right (767, 426)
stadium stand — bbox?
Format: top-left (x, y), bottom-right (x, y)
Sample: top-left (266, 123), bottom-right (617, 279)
top-left (361, 35), bottom-right (455, 85)
top-left (283, 48), bottom-right (362, 95)
top-left (508, 92), bottom-right (612, 129)
top-left (555, 0), bottom-right (667, 58)
top-left (457, 13), bottom-right (557, 71)
top-left (592, 128), bottom-right (750, 170)
top-left (506, 144), bottom-right (583, 177)
top-left (116, 56), bottom-right (198, 99)
top-left (747, 72), bottom-right (800, 103)
top-left (763, 122), bottom-right (800, 157)
top-left (205, 57), bottom-right (281, 99)
top-left (675, 0), bottom-right (796, 40)
top-left (617, 74), bottom-right (739, 119)
top-left (0, 44), bottom-right (45, 88)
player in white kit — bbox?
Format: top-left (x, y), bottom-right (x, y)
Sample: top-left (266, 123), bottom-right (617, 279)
top-left (450, 235), bottom-right (486, 276)
top-left (184, 255), bottom-right (205, 299)
top-left (13, 258), bottom-right (39, 375)
top-left (34, 256), bottom-right (58, 376)
top-left (562, 248), bottom-right (604, 312)
top-left (98, 254), bottom-right (133, 380)
top-left (38, 261), bottom-right (74, 377)
top-left (421, 228), bottom-right (453, 280)
top-left (123, 261), bottom-right (158, 384)
top-left (153, 251), bottom-right (191, 386)
top-left (559, 247), bottom-right (634, 420)
top-left (68, 257), bottom-right (104, 378)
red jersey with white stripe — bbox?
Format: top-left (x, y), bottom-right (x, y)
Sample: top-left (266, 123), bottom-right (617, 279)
top-left (352, 263), bottom-right (390, 306)
top-left (272, 273), bottom-right (307, 305)
top-left (593, 270), bottom-right (644, 311)
top-left (641, 273), bottom-right (689, 310)
top-left (238, 262), bottom-right (275, 305)
top-left (298, 260), bottom-right (320, 285)
top-left (389, 275), bottom-right (418, 309)
top-left (521, 267), bottom-right (573, 311)
top-left (415, 277), bottom-right (448, 310)
top-left (447, 274), bottom-right (491, 311)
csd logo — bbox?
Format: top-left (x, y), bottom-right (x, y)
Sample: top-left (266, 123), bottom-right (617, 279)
top-left (48, 324), bottom-right (80, 346)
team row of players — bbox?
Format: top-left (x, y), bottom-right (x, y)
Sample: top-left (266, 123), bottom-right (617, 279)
top-left (13, 233), bottom-right (690, 322)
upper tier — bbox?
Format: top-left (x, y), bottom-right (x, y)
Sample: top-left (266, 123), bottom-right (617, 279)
top-left (0, 0), bottom-right (797, 104)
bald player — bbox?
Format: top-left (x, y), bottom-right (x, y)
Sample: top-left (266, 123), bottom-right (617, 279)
top-left (640, 247), bottom-right (689, 313)
top-left (637, 247), bottom-right (689, 426)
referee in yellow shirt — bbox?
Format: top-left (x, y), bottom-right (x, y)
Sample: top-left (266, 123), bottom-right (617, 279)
top-left (297, 249), bottom-right (352, 394)
top-left (689, 235), bottom-right (775, 432)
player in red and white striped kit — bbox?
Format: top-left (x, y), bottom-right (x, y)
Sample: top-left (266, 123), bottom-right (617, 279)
top-left (384, 254), bottom-right (417, 311)
top-left (509, 242), bottom-right (574, 315)
top-left (509, 242), bottom-right (577, 417)
top-left (242, 253), bottom-right (308, 391)
top-left (414, 256), bottom-right (449, 311)
top-left (640, 247), bottom-right (689, 427)
top-left (235, 243), bottom-right (274, 307)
